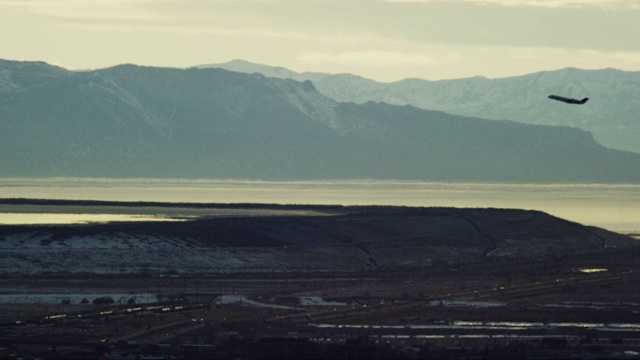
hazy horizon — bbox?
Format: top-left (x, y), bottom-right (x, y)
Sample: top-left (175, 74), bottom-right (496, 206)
top-left (2, 0), bottom-right (639, 82)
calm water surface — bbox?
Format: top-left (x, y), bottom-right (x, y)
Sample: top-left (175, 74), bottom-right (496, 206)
top-left (0, 178), bottom-right (638, 232)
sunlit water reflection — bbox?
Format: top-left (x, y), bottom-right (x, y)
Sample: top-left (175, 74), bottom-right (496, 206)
top-left (0, 213), bottom-right (185, 224)
top-left (1, 178), bottom-right (639, 232)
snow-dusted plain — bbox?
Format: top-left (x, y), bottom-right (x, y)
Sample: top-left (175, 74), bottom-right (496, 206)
top-left (0, 232), bottom-right (367, 275)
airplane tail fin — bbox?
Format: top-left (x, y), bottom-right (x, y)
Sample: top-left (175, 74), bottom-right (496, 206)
top-left (580, 98), bottom-right (589, 104)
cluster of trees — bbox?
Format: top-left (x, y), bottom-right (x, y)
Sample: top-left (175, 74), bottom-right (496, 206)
top-left (59, 296), bottom-right (137, 305)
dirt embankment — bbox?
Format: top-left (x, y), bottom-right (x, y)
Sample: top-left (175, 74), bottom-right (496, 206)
top-left (0, 200), bottom-right (636, 275)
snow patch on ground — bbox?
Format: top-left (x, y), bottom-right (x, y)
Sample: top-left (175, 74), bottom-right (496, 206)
top-left (212, 295), bottom-right (296, 310)
top-left (542, 301), bottom-right (640, 309)
top-left (426, 300), bottom-right (506, 308)
top-left (1, 233), bottom-right (360, 275)
top-left (298, 296), bottom-right (346, 306)
top-left (211, 295), bottom-right (348, 309)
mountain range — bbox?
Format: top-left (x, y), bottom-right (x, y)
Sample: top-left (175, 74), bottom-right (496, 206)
top-left (2, 58), bottom-right (640, 183)
top-left (203, 60), bottom-right (640, 154)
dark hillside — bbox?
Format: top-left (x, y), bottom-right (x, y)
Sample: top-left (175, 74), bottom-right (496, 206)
top-left (0, 204), bottom-right (634, 275)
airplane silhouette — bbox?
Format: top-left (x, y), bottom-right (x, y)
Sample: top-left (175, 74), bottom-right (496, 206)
top-left (548, 95), bottom-right (589, 105)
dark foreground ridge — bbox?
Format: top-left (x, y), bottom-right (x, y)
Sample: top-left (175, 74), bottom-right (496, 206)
top-left (0, 200), bottom-right (635, 275)
top-left (3, 200), bottom-right (640, 359)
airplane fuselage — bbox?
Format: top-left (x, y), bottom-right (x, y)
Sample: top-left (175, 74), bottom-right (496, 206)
top-left (548, 95), bottom-right (589, 105)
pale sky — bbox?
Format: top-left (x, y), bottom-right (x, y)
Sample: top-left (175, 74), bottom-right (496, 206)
top-left (1, 0), bottom-right (640, 82)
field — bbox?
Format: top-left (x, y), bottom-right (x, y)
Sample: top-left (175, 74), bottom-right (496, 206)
top-left (1, 200), bottom-right (640, 358)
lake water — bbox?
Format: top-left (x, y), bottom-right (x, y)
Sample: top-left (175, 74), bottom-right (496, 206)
top-left (0, 178), bottom-right (639, 232)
